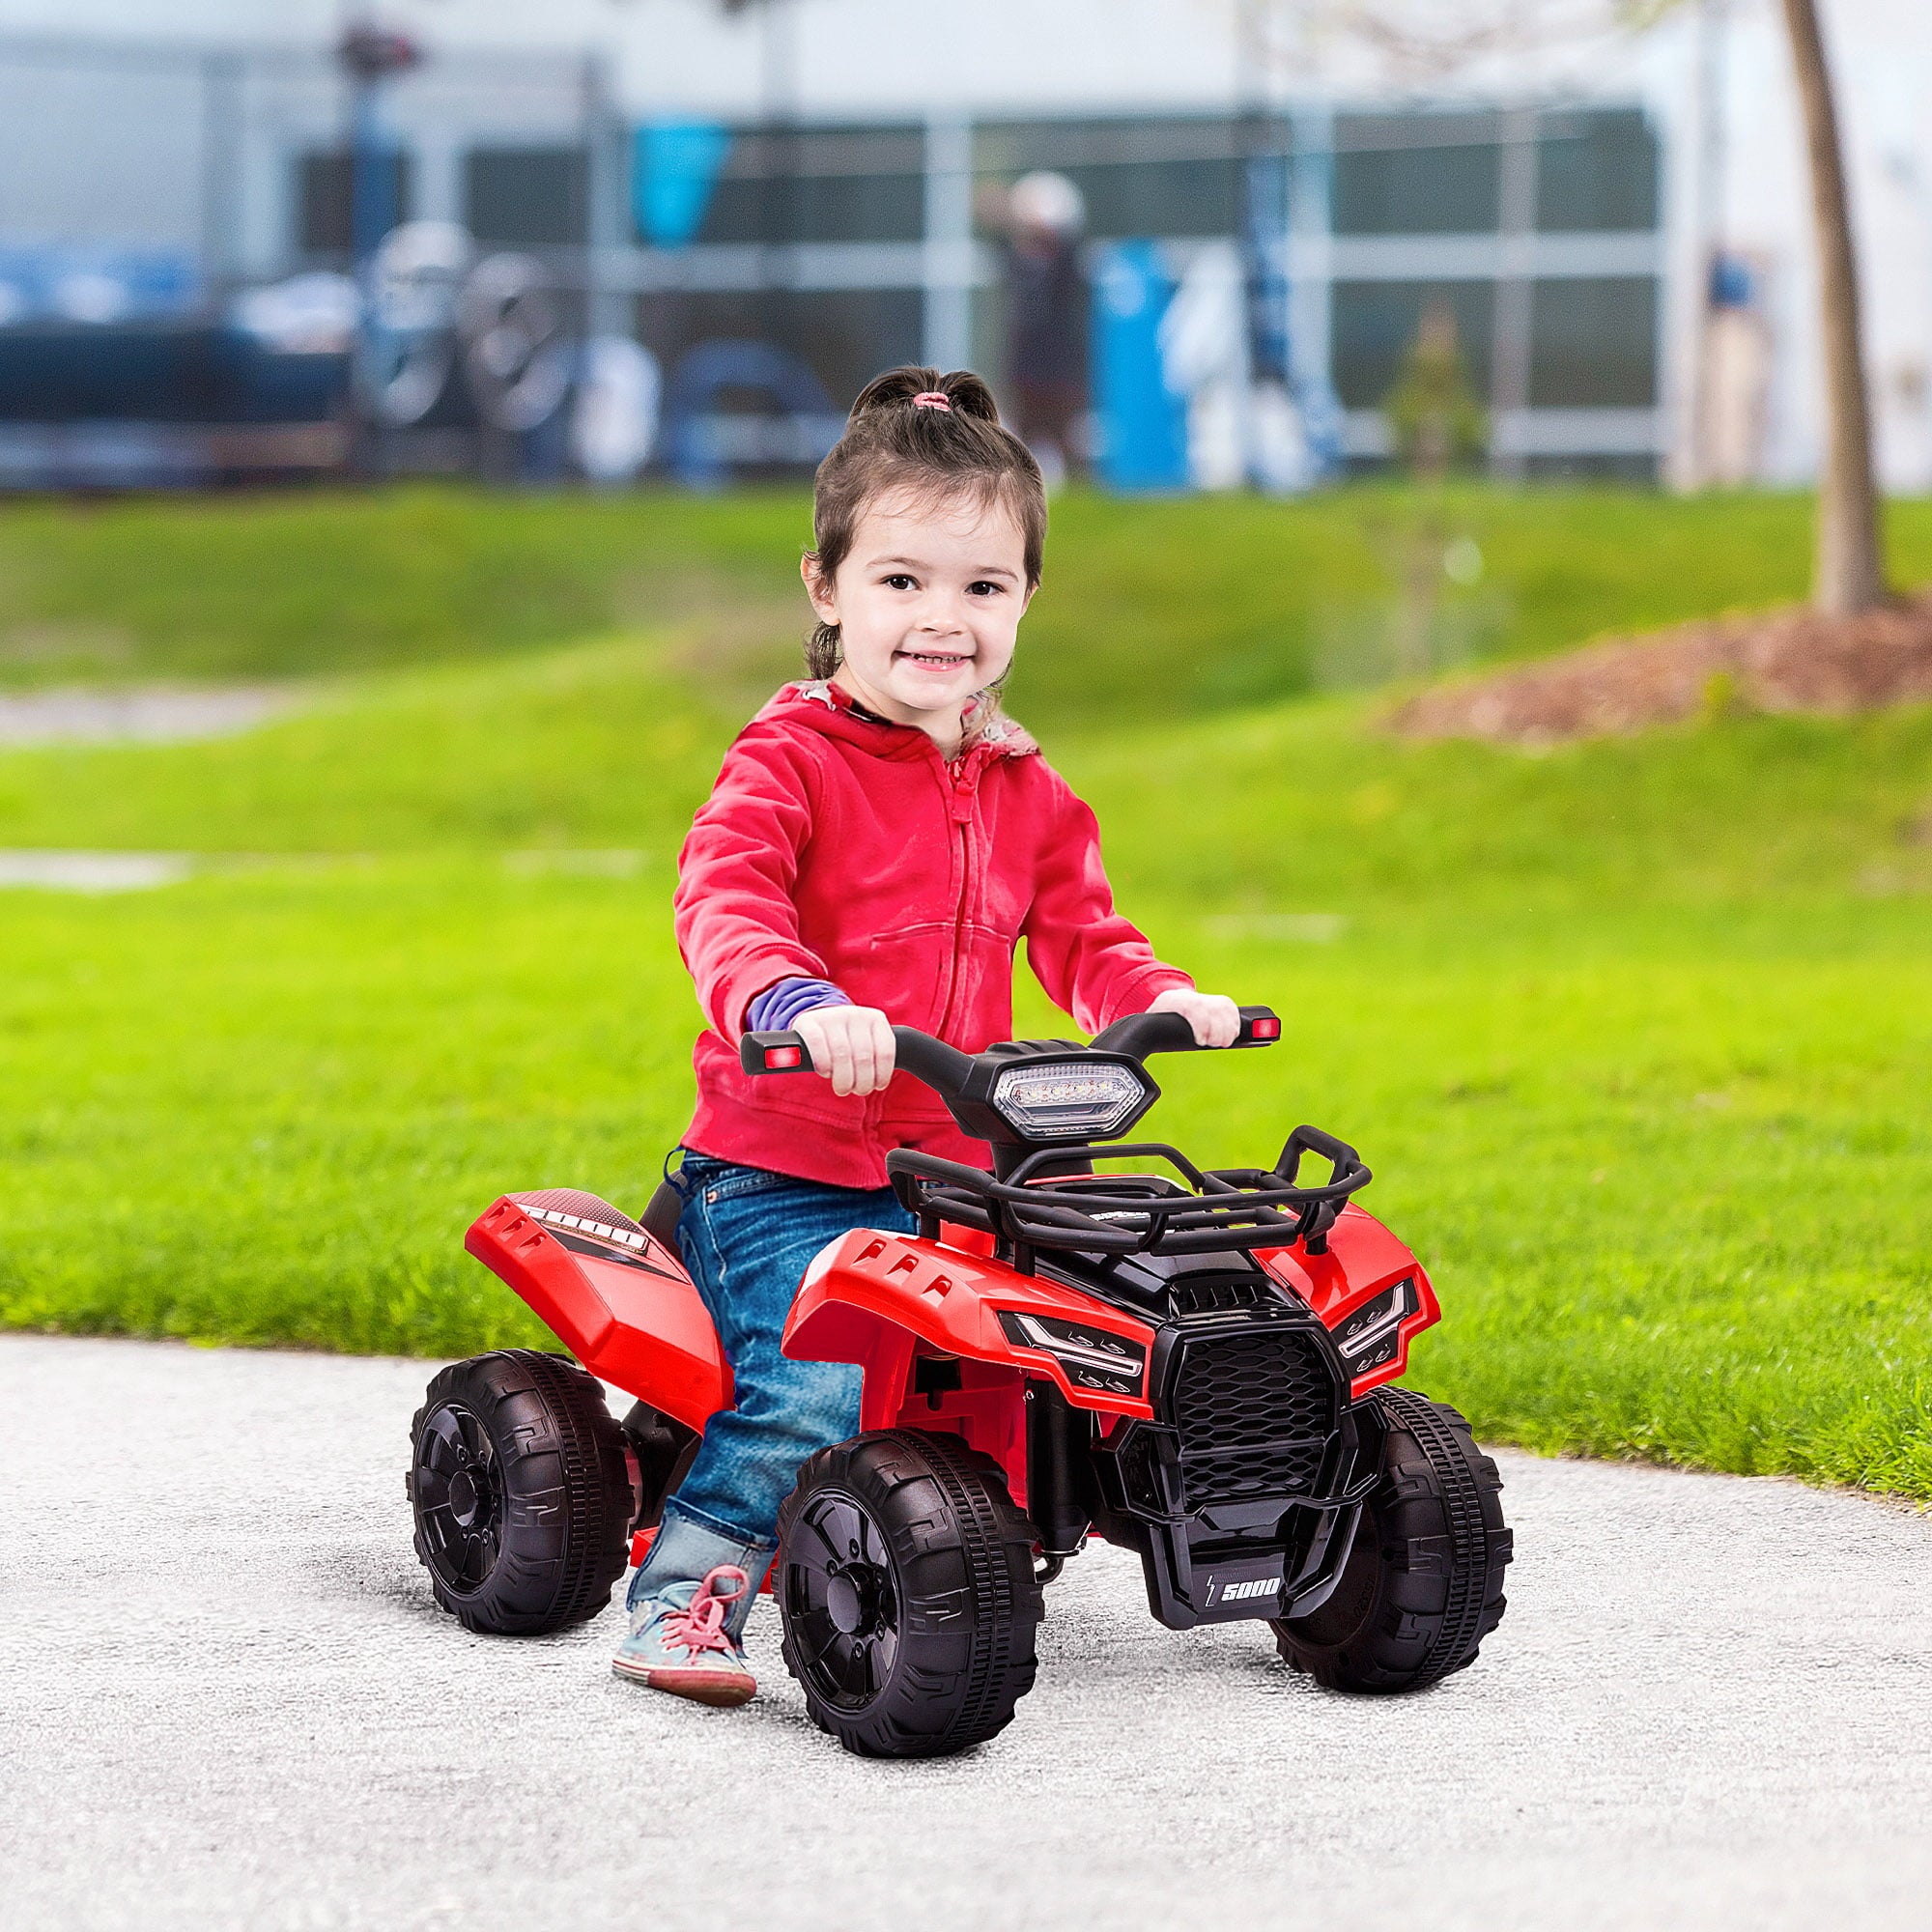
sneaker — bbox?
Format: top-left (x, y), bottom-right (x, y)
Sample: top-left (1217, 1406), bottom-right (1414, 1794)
top-left (612, 1564), bottom-right (757, 1707)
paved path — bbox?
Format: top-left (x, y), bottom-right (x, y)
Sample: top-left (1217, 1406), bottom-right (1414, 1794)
top-left (6, 1334), bottom-right (1931, 1931)
top-left (0, 687), bottom-right (285, 747)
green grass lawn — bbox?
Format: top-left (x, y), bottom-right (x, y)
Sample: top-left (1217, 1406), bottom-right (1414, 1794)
top-left (10, 481), bottom-right (1932, 717)
top-left (1, 486), bottom-right (1929, 1498)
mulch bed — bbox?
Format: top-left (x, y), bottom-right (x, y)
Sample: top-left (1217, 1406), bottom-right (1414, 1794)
top-left (1388, 591), bottom-right (1932, 747)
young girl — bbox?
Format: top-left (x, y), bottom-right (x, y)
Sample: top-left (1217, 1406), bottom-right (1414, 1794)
top-left (613, 364), bottom-right (1237, 1706)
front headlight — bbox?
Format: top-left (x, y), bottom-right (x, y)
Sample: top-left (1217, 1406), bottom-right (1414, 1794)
top-left (1332, 1277), bottom-right (1417, 1374)
top-left (998, 1309), bottom-right (1148, 1395)
top-left (990, 1060), bottom-right (1152, 1142)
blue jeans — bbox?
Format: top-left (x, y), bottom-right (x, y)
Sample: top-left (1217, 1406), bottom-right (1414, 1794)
top-left (659, 1151), bottom-right (915, 1551)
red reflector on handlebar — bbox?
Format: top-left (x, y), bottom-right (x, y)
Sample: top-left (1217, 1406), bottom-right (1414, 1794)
top-left (1250, 1017), bottom-right (1281, 1040)
top-left (764, 1045), bottom-right (804, 1069)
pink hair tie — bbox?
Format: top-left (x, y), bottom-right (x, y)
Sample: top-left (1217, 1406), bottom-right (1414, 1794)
top-left (912, 391), bottom-right (952, 411)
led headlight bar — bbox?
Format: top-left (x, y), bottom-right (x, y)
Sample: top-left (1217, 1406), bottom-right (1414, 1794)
top-left (998, 1309), bottom-right (1148, 1395)
top-left (1332, 1277), bottom-right (1417, 1374)
top-left (989, 1060), bottom-right (1152, 1142)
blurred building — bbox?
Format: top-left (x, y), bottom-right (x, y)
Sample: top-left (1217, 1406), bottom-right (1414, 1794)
top-left (0, 0), bottom-right (1926, 492)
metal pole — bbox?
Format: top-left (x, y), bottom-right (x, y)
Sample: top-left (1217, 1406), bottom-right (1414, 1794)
top-left (757, 0), bottom-right (799, 346)
top-left (582, 48), bottom-right (628, 338)
top-left (199, 51), bottom-right (243, 297)
top-left (1689, 0), bottom-right (1731, 486)
top-left (349, 75), bottom-right (394, 266)
top-left (1287, 99), bottom-right (1340, 476)
top-left (923, 114), bottom-right (974, 373)
top-left (1236, 0), bottom-right (1293, 491)
top-left (1488, 106), bottom-right (1540, 483)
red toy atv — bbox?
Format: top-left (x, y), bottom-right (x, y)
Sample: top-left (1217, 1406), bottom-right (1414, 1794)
top-left (408, 1007), bottom-right (1512, 1757)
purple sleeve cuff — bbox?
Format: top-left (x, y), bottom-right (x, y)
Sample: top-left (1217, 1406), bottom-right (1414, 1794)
top-left (746, 977), bottom-right (853, 1034)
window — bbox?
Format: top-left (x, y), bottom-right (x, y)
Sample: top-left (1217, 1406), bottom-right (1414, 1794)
top-left (1331, 281), bottom-right (1495, 411)
top-left (465, 148), bottom-right (587, 248)
top-left (1056, 158), bottom-right (1242, 241)
top-left (297, 150), bottom-right (413, 256)
top-left (695, 126), bottom-right (924, 244)
top-left (975, 117), bottom-right (1263, 241)
top-left (700, 171), bottom-right (924, 245)
top-left (1528, 277), bottom-right (1656, 407)
top-left (1334, 117), bottom-right (1501, 236)
top-left (638, 288), bottom-right (923, 412)
top-left (1535, 110), bottom-right (1659, 233)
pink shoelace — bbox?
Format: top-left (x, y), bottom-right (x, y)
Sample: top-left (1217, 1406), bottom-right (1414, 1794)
top-left (660, 1564), bottom-right (750, 1661)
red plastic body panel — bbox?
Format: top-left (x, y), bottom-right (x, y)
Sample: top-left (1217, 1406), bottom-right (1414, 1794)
top-left (784, 1229), bottom-right (1158, 1511)
top-left (1254, 1201), bottom-right (1439, 1396)
top-left (467, 1179), bottom-right (1437, 1531)
top-left (464, 1197), bottom-right (730, 1432)
top-left (786, 1230), bottom-right (1155, 1420)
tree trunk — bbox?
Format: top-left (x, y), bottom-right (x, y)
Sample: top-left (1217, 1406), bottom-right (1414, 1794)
top-left (1779, 0), bottom-right (1886, 612)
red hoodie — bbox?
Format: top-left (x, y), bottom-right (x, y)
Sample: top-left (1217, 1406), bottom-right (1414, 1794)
top-left (674, 682), bottom-right (1191, 1187)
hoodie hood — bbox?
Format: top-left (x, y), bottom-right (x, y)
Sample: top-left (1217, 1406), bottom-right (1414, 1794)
top-left (774, 679), bottom-right (1038, 759)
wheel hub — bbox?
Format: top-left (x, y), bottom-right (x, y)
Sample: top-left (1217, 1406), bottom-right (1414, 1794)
top-left (412, 1401), bottom-right (503, 1592)
top-left (784, 1489), bottom-right (902, 1711)
top-left (825, 1567), bottom-right (874, 1634)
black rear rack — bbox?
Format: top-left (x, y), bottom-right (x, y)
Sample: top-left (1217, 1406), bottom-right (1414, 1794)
top-left (887, 1127), bottom-right (1371, 1264)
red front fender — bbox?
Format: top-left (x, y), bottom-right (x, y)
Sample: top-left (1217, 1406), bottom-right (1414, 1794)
top-left (783, 1228), bottom-right (1157, 1430)
top-left (1255, 1202), bottom-right (1440, 1396)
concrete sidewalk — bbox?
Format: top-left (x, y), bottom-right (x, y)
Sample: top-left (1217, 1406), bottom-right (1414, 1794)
top-left (5, 1332), bottom-right (1930, 1932)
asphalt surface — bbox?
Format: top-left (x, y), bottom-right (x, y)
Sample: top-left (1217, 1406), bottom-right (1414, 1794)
top-left (6, 1332), bottom-right (1931, 1932)
top-left (0, 687), bottom-right (284, 746)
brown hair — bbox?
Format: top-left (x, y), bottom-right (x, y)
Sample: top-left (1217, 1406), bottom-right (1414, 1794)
top-left (803, 364), bottom-right (1046, 682)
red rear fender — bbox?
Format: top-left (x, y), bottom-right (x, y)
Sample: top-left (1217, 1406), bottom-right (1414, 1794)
top-left (465, 1195), bottom-right (730, 1431)
top-left (783, 1228), bottom-right (1156, 1427)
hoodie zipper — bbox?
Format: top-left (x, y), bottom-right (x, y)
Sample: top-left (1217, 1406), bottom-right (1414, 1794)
top-left (928, 741), bottom-right (984, 1047)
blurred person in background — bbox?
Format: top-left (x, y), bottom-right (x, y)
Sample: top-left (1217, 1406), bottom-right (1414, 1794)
top-left (1002, 170), bottom-right (1091, 485)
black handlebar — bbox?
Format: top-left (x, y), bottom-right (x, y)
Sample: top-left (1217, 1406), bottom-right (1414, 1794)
top-left (740, 1005), bottom-right (1280, 1085)
top-left (734, 1003), bottom-right (1365, 1247)
top-left (740, 1024), bottom-right (978, 1085)
top-left (1091, 1004), bottom-right (1281, 1059)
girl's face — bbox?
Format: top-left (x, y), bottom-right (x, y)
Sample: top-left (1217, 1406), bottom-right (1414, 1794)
top-left (804, 489), bottom-right (1034, 747)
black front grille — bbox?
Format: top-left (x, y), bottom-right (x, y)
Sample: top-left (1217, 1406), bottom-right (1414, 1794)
top-left (1171, 1276), bottom-right (1282, 1316)
top-left (1168, 1324), bottom-right (1337, 1507)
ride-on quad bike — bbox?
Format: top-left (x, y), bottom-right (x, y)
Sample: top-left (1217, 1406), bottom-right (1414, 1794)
top-left (409, 1006), bottom-right (1512, 1757)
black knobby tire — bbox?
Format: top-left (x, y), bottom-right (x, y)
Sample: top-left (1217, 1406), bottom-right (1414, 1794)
top-left (408, 1349), bottom-right (633, 1635)
top-left (1272, 1387), bottom-right (1512, 1692)
top-left (776, 1430), bottom-right (1043, 1759)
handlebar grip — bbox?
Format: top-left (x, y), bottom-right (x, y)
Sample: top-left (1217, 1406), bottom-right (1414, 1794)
top-left (741, 1030), bottom-right (815, 1075)
top-left (1091, 1003), bottom-right (1282, 1059)
top-left (741, 1026), bottom-right (976, 1088)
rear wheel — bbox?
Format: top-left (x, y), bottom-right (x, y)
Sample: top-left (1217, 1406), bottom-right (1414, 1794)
top-left (408, 1350), bottom-right (633, 1634)
top-left (777, 1430), bottom-right (1043, 1758)
top-left (1271, 1388), bottom-right (1512, 1692)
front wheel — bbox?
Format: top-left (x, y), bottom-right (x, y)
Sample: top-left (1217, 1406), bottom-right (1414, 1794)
top-left (1272, 1388), bottom-right (1512, 1692)
top-left (408, 1350), bottom-right (633, 1634)
top-left (777, 1430), bottom-right (1043, 1758)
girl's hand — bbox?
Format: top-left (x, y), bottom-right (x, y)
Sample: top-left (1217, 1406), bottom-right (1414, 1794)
top-left (1148, 986), bottom-right (1241, 1048)
top-left (793, 1005), bottom-right (898, 1096)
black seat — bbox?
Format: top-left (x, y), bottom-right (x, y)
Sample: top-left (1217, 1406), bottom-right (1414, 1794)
top-left (640, 1177), bottom-right (685, 1262)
